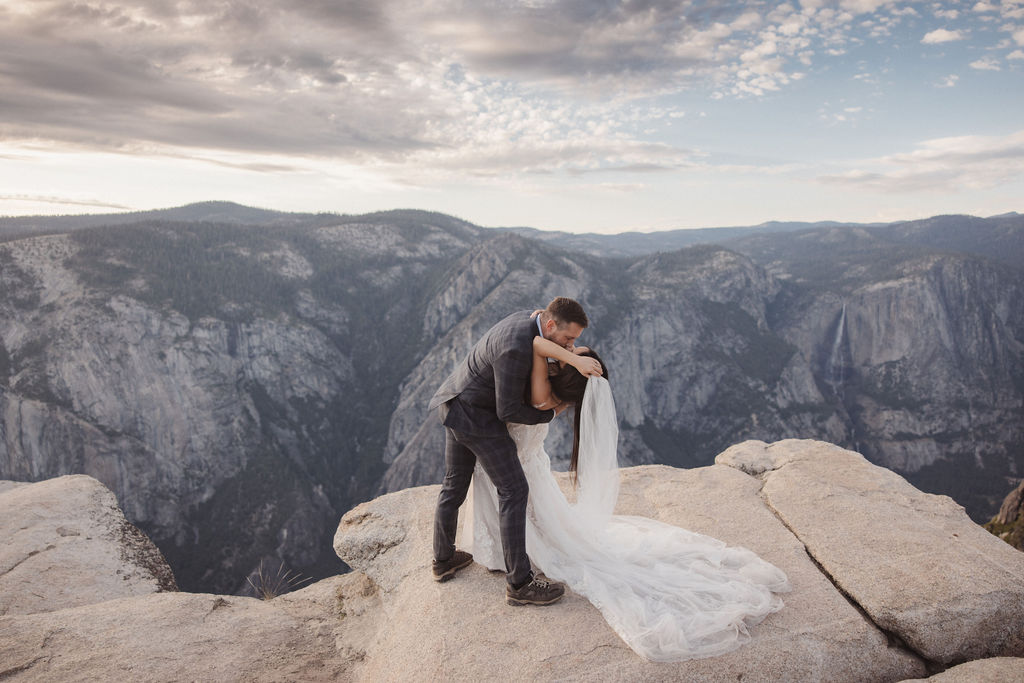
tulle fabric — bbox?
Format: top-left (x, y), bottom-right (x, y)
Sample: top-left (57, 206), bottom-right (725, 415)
top-left (467, 377), bottom-right (790, 662)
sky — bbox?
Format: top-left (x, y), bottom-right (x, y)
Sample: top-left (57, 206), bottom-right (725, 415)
top-left (1, 1), bottom-right (1022, 233)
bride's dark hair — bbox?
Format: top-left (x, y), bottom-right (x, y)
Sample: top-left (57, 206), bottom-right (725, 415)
top-left (549, 349), bottom-right (609, 481)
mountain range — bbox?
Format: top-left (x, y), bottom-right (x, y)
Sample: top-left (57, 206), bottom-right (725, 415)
top-left (1, 202), bottom-right (1021, 593)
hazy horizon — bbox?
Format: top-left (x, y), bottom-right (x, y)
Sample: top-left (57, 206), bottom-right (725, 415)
top-left (2, 198), bottom-right (1022, 235)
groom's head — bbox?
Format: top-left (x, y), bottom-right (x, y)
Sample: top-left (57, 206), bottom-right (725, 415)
top-left (539, 297), bottom-right (588, 349)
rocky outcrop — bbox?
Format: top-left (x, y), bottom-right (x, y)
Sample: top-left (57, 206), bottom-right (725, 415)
top-left (337, 439), bottom-right (1024, 680)
top-left (718, 440), bottom-right (1024, 665)
top-left (4, 441), bottom-right (1024, 681)
top-left (985, 479), bottom-right (1024, 551)
top-left (0, 475), bottom-right (176, 617)
top-left (0, 474), bottom-right (375, 681)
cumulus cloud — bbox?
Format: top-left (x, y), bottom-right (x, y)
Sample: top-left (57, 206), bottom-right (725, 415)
top-left (970, 56), bottom-right (1002, 69)
top-left (922, 28), bottom-right (966, 43)
top-left (817, 130), bottom-right (1024, 193)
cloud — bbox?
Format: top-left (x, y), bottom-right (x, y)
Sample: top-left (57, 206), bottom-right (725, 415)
top-left (922, 28), bottom-right (965, 43)
top-left (817, 130), bottom-right (1024, 193)
top-left (0, 194), bottom-right (133, 211)
top-left (937, 74), bottom-right (960, 87)
top-left (970, 57), bottom-right (1002, 69)
top-left (0, 0), bottom-right (1015, 186)
top-left (1009, 49), bottom-right (1024, 59)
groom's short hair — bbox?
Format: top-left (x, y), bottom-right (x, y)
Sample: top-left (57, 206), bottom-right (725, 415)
top-left (546, 297), bottom-right (588, 328)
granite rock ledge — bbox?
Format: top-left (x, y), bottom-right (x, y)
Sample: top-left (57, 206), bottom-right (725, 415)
top-left (3, 440), bottom-right (1024, 682)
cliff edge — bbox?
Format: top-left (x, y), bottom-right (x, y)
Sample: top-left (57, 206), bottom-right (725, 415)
top-left (3, 440), bottom-right (1024, 682)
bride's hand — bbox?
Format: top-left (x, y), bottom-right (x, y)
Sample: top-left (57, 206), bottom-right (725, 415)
top-left (570, 355), bottom-right (603, 377)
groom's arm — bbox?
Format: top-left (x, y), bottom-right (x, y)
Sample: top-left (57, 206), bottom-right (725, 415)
top-left (493, 347), bottom-right (555, 425)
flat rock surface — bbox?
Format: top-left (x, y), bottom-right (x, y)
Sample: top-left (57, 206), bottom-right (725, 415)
top-left (0, 475), bottom-right (176, 617)
top-left (720, 440), bottom-right (1024, 665)
top-left (334, 462), bottom-right (926, 681)
top-left (900, 657), bottom-right (1024, 682)
top-left (0, 575), bottom-right (378, 682)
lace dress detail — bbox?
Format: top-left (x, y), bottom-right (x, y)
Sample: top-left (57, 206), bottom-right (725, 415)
top-left (469, 377), bottom-right (790, 662)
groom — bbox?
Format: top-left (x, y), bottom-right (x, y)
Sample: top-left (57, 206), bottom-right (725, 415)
top-left (429, 296), bottom-right (590, 606)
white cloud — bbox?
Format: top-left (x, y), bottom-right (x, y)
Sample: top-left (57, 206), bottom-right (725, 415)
top-left (970, 57), bottom-right (1002, 69)
top-left (840, 0), bottom-right (890, 12)
top-left (935, 9), bottom-right (960, 20)
top-left (1008, 49), bottom-right (1024, 59)
top-left (1014, 28), bottom-right (1024, 45)
top-left (817, 130), bottom-right (1024, 193)
top-left (972, 2), bottom-right (998, 12)
top-left (937, 74), bottom-right (960, 87)
top-left (922, 28), bottom-right (965, 43)
top-left (0, 0), bottom-right (1019, 198)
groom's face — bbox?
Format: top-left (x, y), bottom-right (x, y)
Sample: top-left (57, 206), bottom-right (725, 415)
top-left (545, 320), bottom-right (584, 349)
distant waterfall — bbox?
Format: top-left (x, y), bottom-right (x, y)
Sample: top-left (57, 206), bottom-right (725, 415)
top-left (826, 302), bottom-right (847, 395)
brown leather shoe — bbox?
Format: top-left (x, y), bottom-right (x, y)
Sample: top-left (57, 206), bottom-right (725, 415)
top-left (506, 574), bottom-right (565, 606)
top-left (432, 550), bottom-right (473, 582)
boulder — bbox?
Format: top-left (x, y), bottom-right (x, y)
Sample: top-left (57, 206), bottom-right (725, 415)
top-left (335, 462), bottom-right (926, 681)
top-left (0, 475), bottom-right (176, 617)
top-left (718, 440), bottom-right (1024, 665)
top-left (900, 657), bottom-right (1024, 682)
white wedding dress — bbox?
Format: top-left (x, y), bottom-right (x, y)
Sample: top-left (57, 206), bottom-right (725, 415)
top-left (467, 377), bottom-right (790, 662)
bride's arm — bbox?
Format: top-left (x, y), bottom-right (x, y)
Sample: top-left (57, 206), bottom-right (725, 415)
top-left (530, 339), bottom-right (560, 410)
top-left (530, 337), bottom-right (603, 411)
top-left (532, 337), bottom-right (603, 377)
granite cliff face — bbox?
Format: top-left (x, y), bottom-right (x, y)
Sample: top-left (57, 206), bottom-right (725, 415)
top-left (382, 221), bottom-right (1024, 523)
top-left (0, 213), bottom-right (481, 592)
top-left (1, 206), bottom-right (1021, 592)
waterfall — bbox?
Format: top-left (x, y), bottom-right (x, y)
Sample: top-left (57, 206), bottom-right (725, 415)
top-left (826, 302), bottom-right (847, 394)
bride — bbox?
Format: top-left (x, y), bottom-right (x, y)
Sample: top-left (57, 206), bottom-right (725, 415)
top-left (467, 336), bottom-right (791, 662)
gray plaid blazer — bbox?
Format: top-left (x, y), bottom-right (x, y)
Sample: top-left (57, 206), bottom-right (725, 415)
top-left (429, 310), bottom-right (555, 437)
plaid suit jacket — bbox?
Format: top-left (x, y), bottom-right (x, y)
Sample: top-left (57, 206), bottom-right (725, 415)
top-left (429, 310), bottom-right (555, 437)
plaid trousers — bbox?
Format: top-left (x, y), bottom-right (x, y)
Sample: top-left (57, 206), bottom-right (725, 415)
top-left (433, 424), bottom-right (531, 586)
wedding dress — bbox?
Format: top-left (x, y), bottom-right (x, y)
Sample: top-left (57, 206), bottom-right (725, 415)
top-left (467, 377), bottom-right (790, 662)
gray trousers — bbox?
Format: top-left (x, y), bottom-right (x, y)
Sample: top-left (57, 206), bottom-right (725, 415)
top-left (433, 425), bottom-right (531, 586)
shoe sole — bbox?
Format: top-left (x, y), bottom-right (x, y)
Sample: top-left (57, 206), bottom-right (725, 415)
top-left (506, 593), bottom-right (565, 606)
top-left (433, 556), bottom-right (473, 582)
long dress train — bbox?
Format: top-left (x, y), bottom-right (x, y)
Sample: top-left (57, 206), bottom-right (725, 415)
top-left (467, 377), bottom-right (790, 662)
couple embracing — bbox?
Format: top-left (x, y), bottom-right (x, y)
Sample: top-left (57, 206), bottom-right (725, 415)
top-left (429, 297), bottom-right (790, 662)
